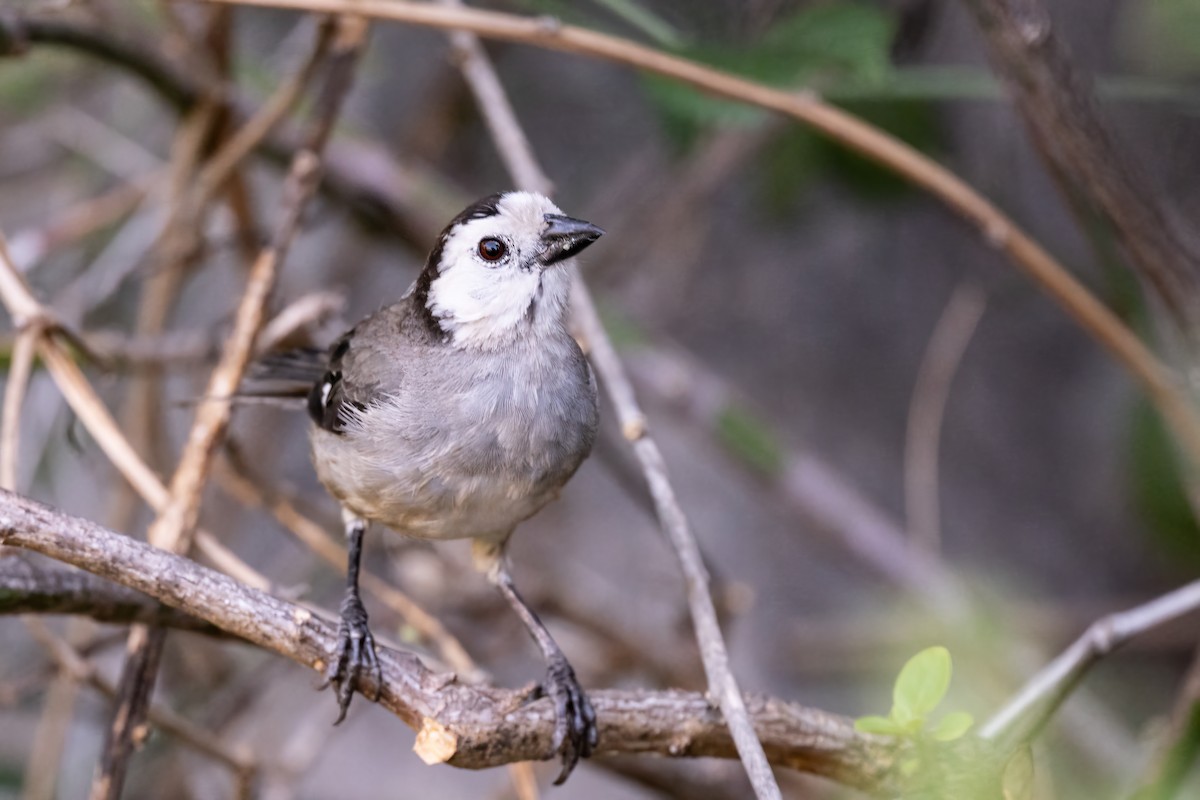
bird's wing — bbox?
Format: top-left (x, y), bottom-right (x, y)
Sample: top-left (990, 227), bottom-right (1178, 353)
top-left (309, 303), bottom-right (419, 434)
top-left (244, 303), bottom-right (417, 432)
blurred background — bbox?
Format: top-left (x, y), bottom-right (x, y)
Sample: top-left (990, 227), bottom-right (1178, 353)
top-left (1, 0), bottom-right (1199, 797)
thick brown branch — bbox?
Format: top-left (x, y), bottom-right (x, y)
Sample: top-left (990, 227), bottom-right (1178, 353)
top-left (0, 554), bottom-right (224, 635)
top-left (0, 489), bottom-right (898, 793)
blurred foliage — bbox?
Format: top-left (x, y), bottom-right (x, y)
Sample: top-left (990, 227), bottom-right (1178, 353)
top-left (597, 303), bottom-right (650, 350)
top-left (1001, 746), bottom-right (1035, 800)
top-left (715, 404), bottom-right (785, 478)
top-left (0, 51), bottom-right (71, 116)
top-left (1130, 398), bottom-right (1200, 568)
top-left (590, 0), bottom-right (686, 47)
top-left (1121, 0), bottom-right (1200, 77)
top-left (515, 0), bottom-right (685, 47)
top-left (0, 761), bottom-right (21, 791)
top-left (639, 2), bottom-right (944, 208)
top-left (773, 97), bottom-right (940, 206)
top-left (643, 2), bottom-right (895, 136)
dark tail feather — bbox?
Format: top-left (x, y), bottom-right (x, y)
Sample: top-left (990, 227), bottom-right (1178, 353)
top-left (250, 347), bottom-right (327, 384)
top-left (232, 347), bottom-right (327, 407)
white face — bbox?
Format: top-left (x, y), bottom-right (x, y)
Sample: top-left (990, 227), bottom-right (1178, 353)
top-left (425, 192), bottom-right (597, 349)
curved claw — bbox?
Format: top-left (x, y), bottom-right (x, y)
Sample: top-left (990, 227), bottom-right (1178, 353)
top-left (321, 595), bottom-right (383, 724)
top-left (543, 656), bottom-right (597, 785)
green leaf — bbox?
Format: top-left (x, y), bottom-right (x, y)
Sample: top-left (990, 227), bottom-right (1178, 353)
top-left (642, 2), bottom-right (897, 150)
top-left (930, 711), bottom-right (974, 741)
top-left (854, 715), bottom-right (906, 736)
top-left (892, 646), bottom-right (952, 724)
top-left (1130, 398), bottom-right (1200, 566)
top-left (592, 0), bottom-right (685, 47)
top-left (1002, 745), bottom-right (1035, 800)
top-left (819, 98), bottom-right (940, 199)
top-left (1123, 0), bottom-right (1200, 77)
top-left (715, 405), bottom-right (785, 477)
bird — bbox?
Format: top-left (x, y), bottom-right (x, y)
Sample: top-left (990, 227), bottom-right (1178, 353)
top-left (248, 191), bottom-right (604, 783)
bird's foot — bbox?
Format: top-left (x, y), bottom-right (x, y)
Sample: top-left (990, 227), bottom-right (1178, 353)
top-left (321, 594), bottom-right (383, 724)
top-left (535, 655), bottom-right (597, 785)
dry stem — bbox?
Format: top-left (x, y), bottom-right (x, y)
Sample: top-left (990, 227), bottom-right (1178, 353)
top-left (93, 18), bottom-right (364, 797)
top-left (982, 580), bottom-right (1200, 748)
top-left (435, 4), bottom-right (780, 795)
top-left (903, 284), bottom-right (987, 555)
top-left (192, 0), bottom-right (1200, 479)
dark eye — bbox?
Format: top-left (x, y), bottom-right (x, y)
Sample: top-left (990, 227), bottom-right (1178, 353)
top-left (478, 238), bottom-right (507, 262)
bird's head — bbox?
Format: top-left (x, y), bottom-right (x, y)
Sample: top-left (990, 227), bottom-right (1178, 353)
top-left (415, 191), bottom-right (604, 349)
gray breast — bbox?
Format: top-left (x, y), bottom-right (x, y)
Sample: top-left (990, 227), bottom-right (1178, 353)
top-left (310, 331), bottom-right (598, 542)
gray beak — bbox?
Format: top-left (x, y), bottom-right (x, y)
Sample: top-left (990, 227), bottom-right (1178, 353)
top-left (538, 214), bottom-right (605, 267)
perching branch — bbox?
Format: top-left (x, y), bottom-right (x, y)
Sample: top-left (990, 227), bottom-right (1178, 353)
top-left (434, 4), bottom-right (780, 796)
top-left (0, 489), bottom-right (899, 794)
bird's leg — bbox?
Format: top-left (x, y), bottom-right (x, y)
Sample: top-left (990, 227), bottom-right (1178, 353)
top-left (322, 509), bottom-right (383, 723)
top-left (476, 541), bottom-right (597, 784)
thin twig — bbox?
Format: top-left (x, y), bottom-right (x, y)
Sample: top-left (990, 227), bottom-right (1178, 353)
top-left (0, 489), bottom-right (900, 793)
top-left (507, 761), bottom-right (540, 800)
top-left (621, 334), bottom-right (1138, 770)
top-left (94, 18), bottom-right (365, 798)
top-left (90, 49), bottom-right (241, 798)
top-left (20, 630), bottom-right (83, 800)
top-left (23, 619), bottom-right (257, 778)
top-left (435, 4), bottom-right (780, 795)
top-left (194, 0), bottom-right (1200, 480)
top-left (575, 293), bottom-right (786, 797)
top-left (903, 283), bottom-right (986, 554)
top-left (1, 12), bottom-right (445, 257)
top-left (191, 19), bottom-right (331, 212)
top-left (0, 249), bottom-right (275, 593)
top-left (982, 580), bottom-right (1200, 748)
top-left (0, 257), bottom-right (75, 800)
top-left (1131, 644), bottom-right (1200, 799)
top-left (0, 307), bottom-right (74, 800)
top-left (0, 328), bottom-right (37, 493)
top-left (6, 176), bottom-right (150, 271)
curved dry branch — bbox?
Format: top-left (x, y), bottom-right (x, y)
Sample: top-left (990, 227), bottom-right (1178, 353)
top-left (0, 489), bottom-right (897, 793)
top-left (189, 0), bottom-right (1200, 477)
top-left (93, 20), bottom-right (363, 797)
top-left (13, 6), bottom-right (1194, 480)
